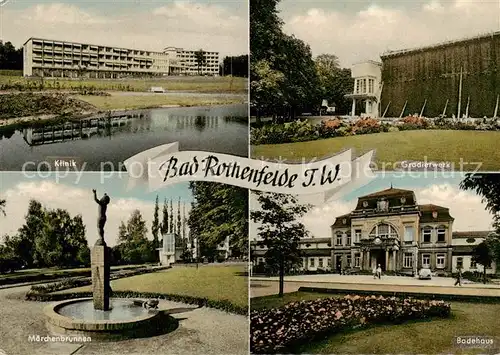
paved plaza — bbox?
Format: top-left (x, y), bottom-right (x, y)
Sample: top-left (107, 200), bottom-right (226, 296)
top-left (0, 285), bottom-right (248, 355)
top-left (250, 274), bottom-right (500, 298)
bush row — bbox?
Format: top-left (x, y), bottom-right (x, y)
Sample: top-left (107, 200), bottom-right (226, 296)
top-left (27, 266), bottom-right (170, 294)
top-left (25, 290), bottom-right (247, 316)
top-left (0, 269), bottom-right (91, 287)
top-left (250, 117), bottom-right (500, 145)
top-left (298, 286), bottom-right (500, 304)
top-left (250, 294), bottom-right (451, 353)
top-left (0, 80), bottom-right (140, 92)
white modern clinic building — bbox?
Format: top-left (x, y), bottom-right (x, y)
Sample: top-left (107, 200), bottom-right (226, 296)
top-left (23, 37), bottom-right (220, 78)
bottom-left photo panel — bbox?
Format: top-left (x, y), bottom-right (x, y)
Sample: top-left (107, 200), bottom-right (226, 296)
top-left (0, 172), bottom-right (249, 355)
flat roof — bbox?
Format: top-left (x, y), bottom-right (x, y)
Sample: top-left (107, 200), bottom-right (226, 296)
top-left (24, 37), bottom-right (166, 55)
top-left (381, 31), bottom-right (500, 58)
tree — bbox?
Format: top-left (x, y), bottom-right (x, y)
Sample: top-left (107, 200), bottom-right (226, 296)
top-left (116, 210), bottom-right (153, 264)
top-left (315, 54), bottom-right (354, 114)
top-left (0, 41), bottom-right (23, 70)
top-left (472, 241), bottom-right (494, 284)
top-left (250, 193), bottom-right (311, 297)
top-left (194, 49), bottom-right (207, 75)
top-left (177, 198), bottom-right (182, 239)
top-left (0, 198), bottom-right (5, 216)
top-left (169, 200), bottom-right (174, 234)
top-left (460, 174), bottom-right (500, 266)
top-left (151, 195), bottom-right (160, 261)
top-left (315, 54), bottom-right (340, 73)
top-left (160, 198), bottom-right (169, 236)
top-left (221, 55), bottom-right (248, 77)
top-left (188, 182), bottom-right (248, 260)
top-left (250, 0), bottom-right (321, 120)
top-left (17, 200), bottom-right (45, 267)
top-left (34, 209), bottom-right (88, 267)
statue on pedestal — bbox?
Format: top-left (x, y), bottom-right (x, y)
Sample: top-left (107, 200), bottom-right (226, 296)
top-left (93, 189), bottom-right (110, 245)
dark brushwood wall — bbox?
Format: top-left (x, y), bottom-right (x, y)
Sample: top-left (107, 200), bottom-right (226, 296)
top-left (381, 33), bottom-right (500, 118)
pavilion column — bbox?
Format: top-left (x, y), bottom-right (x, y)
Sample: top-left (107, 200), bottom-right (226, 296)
top-left (366, 250), bottom-right (371, 270)
top-left (385, 249), bottom-right (389, 271)
top-left (351, 99), bottom-right (356, 116)
top-left (393, 250), bottom-right (397, 271)
top-left (360, 250), bottom-right (364, 270)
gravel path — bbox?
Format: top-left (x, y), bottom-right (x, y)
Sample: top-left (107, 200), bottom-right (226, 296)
top-left (0, 285), bottom-right (248, 355)
top-left (250, 278), bottom-right (500, 298)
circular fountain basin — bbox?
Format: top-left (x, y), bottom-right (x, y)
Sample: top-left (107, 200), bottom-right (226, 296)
top-left (45, 298), bottom-right (165, 340)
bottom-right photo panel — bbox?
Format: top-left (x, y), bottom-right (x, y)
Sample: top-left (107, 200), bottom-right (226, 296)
top-left (250, 172), bottom-right (500, 354)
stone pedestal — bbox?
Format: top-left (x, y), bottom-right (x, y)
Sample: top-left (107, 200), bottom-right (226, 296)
top-left (91, 243), bottom-right (110, 311)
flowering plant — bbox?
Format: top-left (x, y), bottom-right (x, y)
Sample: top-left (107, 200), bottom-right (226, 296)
top-left (251, 294), bottom-right (451, 353)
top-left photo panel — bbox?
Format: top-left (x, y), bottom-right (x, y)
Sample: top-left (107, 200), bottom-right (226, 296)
top-left (0, 0), bottom-right (249, 171)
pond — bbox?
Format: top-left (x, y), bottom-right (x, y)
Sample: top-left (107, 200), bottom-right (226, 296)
top-left (0, 104), bottom-right (248, 171)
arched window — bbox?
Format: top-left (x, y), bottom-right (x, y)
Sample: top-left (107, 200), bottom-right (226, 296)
top-left (369, 223), bottom-right (398, 239)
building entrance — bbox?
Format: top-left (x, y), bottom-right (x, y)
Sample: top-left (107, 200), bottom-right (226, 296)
top-left (371, 249), bottom-right (386, 271)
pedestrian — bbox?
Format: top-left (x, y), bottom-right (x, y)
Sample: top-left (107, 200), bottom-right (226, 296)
top-left (454, 268), bottom-right (462, 286)
top-left (372, 265), bottom-right (377, 279)
top-left (376, 264), bottom-right (382, 279)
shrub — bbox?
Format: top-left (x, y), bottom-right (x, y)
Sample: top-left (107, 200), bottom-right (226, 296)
top-left (26, 266), bottom-right (169, 295)
top-left (352, 118), bottom-right (382, 135)
top-left (250, 294), bottom-right (451, 353)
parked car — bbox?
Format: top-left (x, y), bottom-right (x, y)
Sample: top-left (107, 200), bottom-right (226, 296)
top-left (149, 86), bottom-right (166, 93)
top-left (419, 268), bottom-right (432, 280)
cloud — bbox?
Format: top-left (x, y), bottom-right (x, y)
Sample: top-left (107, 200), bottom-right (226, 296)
top-left (21, 3), bottom-right (108, 25)
top-left (0, 181), bottom-right (190, 247)
top-left (4, 1), bottom-right (247, 57)
top-left (282, 0), bottom-right (500, 67)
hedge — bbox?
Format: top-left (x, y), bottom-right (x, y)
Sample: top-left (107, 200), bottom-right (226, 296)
top-left (250, 117), bottom-right (500, 145)
top-left (298, 286), bottom-right (500, 304)
top-left (251, 294), bottom-right (451, 353)
top-left (27, 266), bottom-right (170, 294)
top-left (26, 290), bottom-right (247, 316)
top-left (0, 269), bottom-right (91, 287)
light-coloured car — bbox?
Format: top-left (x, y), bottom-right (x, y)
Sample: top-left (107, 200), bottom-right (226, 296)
top-left (419, 268), bottom-right (432, 280)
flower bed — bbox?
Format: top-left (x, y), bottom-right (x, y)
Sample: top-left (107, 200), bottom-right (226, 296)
top-left (250, 294), bottom-right (451, 354)
top-left (250, 117), bottom-right (500, 145)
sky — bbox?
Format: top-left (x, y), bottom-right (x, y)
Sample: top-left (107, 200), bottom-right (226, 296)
top-left (250, 172), bottom-right (496, 240)
top-left (0, 0), bottom-right (248, 58)
top-left (0, 172), bottom-right (193, 247)
top-left (278, 0), bottom-right (500, 67)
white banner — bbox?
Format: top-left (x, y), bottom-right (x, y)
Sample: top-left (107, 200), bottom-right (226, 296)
top-left (123, 143), bottom-right (376, 196)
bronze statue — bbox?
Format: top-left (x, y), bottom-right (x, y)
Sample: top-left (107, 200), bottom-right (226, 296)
top-left (93, 189), bottom-right (110, 245)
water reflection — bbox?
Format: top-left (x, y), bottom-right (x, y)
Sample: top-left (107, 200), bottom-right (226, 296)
top-left (0, 104), bottom-right (248, 171)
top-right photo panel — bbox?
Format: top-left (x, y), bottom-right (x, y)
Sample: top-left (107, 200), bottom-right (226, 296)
top-left (250, 0), bottom-right (500, 172)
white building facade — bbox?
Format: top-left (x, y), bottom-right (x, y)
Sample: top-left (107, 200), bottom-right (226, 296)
top-left (158, 233), bottom-right (176, 267)
top-left (452, 231), bottom-right (497, 274)
top-left (23, 37), bottom-right (219, 78)
top-left (345, 61), bottom-right (382, 118)
top-left (164, 47), bottom-right (220, 76)
top-left (251, 188), bottom-right (497, 276)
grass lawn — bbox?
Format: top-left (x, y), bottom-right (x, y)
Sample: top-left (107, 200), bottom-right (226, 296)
top-left (251, 130), bottom-right (500, 171)
top-left (75, 94), bottom-right (246, 110)
top-left (0, 76), bottom-right (248, 94)
top-left (58, 265), bottom-right (248, 308)
top-left (252, 291), bottom-right (500, 354)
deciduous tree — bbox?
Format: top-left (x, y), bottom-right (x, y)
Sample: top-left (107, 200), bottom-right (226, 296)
top-left (250, 193), bottom-right (311, 297)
